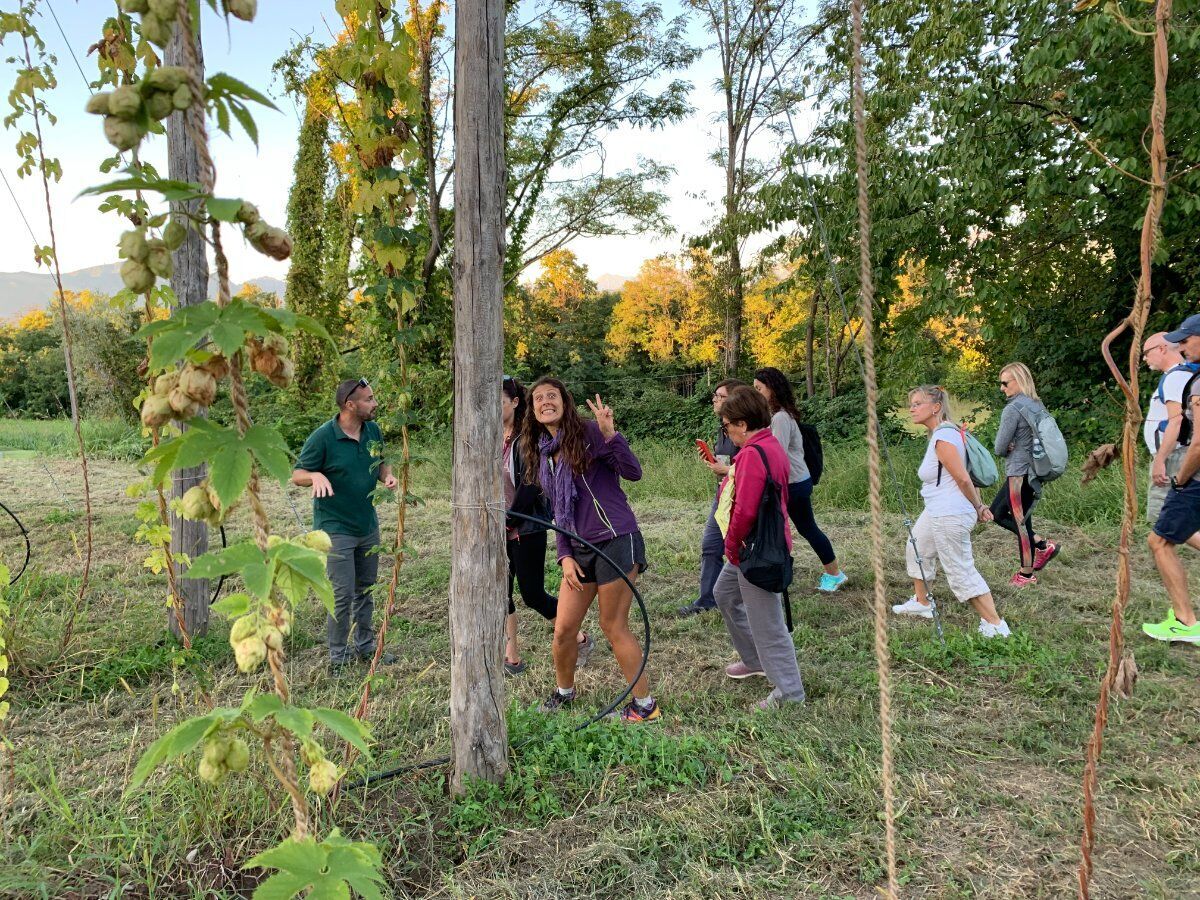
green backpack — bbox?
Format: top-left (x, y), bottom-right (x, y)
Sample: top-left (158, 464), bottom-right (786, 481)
top-left (934, 424), bottom-right (1000, 489)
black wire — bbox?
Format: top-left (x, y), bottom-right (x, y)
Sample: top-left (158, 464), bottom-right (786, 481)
top-left (209, 525), bottom-right (228, 604)
top-left (342, 510), bottom-right (652, 791)
top-left (1, 499), bottom-right (31, 585)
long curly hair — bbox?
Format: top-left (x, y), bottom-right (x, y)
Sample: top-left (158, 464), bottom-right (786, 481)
top-left (753, 367), bottom-right (802, 424)
top-left (520, 377), bottom-right (589, 482)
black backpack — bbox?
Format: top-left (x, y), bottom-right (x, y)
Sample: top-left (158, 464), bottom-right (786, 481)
top-left (797, 421), bottom-right (823, 485)
top-left (1175, 369), bottom-right (1200, 448)
top-left (738, 444), bottom-right (795, 596)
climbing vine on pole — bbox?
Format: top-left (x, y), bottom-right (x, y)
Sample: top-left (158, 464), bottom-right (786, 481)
top-left (78, 1), bottom-right (385, 894)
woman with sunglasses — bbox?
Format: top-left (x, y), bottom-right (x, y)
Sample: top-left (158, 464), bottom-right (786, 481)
top-left (752, 367), bottom-right (847, 592)
top-left (500, 376), bottom-right (593, 675)
top-left (891, 385), bottom-right (1011, 637)
top-left (992, 363), bottom-right (1060, 585)
top-left (520, 377), bottom-right (658, 723)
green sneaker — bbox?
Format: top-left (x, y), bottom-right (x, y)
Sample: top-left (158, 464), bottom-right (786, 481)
top-left (1142, 610), bottom-right (1200, 643)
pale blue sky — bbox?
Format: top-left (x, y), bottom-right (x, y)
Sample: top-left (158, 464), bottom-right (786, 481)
top-left (0, 1), bottom-right (812, 284)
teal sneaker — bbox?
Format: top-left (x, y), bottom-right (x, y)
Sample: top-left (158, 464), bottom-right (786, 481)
top-left (817, 571), bottom-right (848, 593)
top-left (1142, 611), bottom-right (1200, 643)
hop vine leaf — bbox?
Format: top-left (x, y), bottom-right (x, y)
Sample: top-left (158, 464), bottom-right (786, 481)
top-left (245, 829), bottom-right (386, 900)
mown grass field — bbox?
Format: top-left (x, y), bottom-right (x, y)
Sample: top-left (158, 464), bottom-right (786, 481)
top-left (1, 421), bottom-right (1198, 898)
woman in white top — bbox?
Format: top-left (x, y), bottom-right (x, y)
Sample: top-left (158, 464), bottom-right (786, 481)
top-left (891, 385), bottom-right (1011, 638)
top-left (753, 368), bottom-right (847, 592)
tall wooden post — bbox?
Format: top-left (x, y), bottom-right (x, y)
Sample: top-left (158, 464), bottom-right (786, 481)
top-left (449, 0), bottom-right (508, 791)
top-left (165, 20), bottom-right (210, 639)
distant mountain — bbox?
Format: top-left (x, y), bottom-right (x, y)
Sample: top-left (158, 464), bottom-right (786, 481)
top-left (596, 273), bottom-right (630, 293)
top-left (0, 264), bottom-right (287, 320)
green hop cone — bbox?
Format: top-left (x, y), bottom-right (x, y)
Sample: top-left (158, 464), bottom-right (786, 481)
top-left (162, 220), bottom-right (186, 251)
top-left (145, 90), bottom-right (174, 121)
top-left (224, 738), bottom-right (250, 773)
top-left (232, 634), bottom-right (267, 672)
top-left (308, 758), bottom-right (340, 796)
top-left (225, 0), bottom-right (257, 21)
top-left (146, 0), bottom-right (177, 20)
top-left (120, 258), bottom-right (155, 293)
top-left (108, 85), bottom-right (142, 119)
top-left (301, 530), bottom-right (333, 554)
top-left (120, 0), bottom-right (150, 12)
top-left (103, 115), bottom-right (145, 151)
top-left (171, 84), bottom-right (193, 111)
top-left (235, 202), bottom-right (261, 225)
top-left (197, 757), bottom-right (225, 784)
top-left (153, 370), bottom-right (179, 397)
top-left (178, 365), bottom-right (216, 406)
top-left (85, 92), bottom-right (113, 115)
top-left (261, 625), bottom-right (283, 652)
top-left (229, 614), bottom-right (259, 644)
top-left (118, 229), bottom-right (148, 261)
top-left (140, 13), bottom-right (173, 47)
top-left (179, 485), bottom-right (215, 521)
top-left (146, 239), bottom-right (173, 279)
top-left (146, 65), bottom-right (187, 92)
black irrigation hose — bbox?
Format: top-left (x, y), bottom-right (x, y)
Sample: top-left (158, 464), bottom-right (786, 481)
top-left (209, 525), bottom-right (228, 605)
top-left (1, 499), bottom-right (31, 585)
top-left (343, 509), bottom-right (653, 792)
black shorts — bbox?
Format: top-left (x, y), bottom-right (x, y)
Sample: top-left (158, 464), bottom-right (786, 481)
top-left (1153, 478), bottom-right (1200, 544)
top-left (570, 531), bottom-right (647, 586)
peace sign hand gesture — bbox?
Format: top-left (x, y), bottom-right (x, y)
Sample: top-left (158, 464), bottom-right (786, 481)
top-left (587, 394), bottom-right (616, 440)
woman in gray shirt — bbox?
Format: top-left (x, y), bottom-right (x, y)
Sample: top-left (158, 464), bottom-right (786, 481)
top-left (990, 363), bottom-right (1060, 585)
top-left (753, 368), bottom-right (847, 592)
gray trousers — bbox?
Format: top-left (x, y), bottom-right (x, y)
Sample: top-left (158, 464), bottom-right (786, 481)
top-left (326, 528), bottom-right (380, 662)
top-left (713, 562), bottom-right (805, 702)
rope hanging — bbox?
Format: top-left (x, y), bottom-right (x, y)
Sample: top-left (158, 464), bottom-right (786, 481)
top-left (1080, 1), bottom-right (1172, 895)
top-left (849, 0), bottom-right (899, 895)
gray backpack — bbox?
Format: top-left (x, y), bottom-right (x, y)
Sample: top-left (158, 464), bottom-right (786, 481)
top-left (1016, 403), bottom-right (1068, 483)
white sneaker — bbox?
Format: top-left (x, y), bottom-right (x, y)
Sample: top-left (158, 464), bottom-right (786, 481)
top-left (891, 595), bottom-right (934, 619)
top-left (978, 618), bottom-right (1012, 639)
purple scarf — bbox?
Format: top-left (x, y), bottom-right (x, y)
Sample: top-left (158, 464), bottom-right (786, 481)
top-left (538, 430), bottom-right (578, 537)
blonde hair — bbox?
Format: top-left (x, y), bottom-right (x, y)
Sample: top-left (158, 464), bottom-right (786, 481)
top-left (1000, 362), bottom-right (1038, 400)
top-left (908, 385), bottom-right (953, 424)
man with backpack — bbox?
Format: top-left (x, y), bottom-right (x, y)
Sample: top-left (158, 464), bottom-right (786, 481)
top-left (1144, 316), bottom-right (1200, 644)
top-left (1142, 332), bottom-right (1200, 533)
top-left (679, 379), bottom-right (745, 617)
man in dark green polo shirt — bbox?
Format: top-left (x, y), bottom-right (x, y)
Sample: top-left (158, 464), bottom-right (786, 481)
top-left (293, 378), bottom-right (397, 668)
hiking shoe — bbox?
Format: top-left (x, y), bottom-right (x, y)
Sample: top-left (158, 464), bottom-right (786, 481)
top-left (619, 698), bottom-right (662, 723)
top-left (891, 595), bottom-right (934, 619)
top-left (357, 650), bottom-right (398, 666)
top-left (504, 659), bottom-right (528, 676)
top-left (725, 660), bottom-right (766, 679)
top-left (817, 571), bottom-right (849, 592)
top-left (538, 687), bottom-right (577, 713)
top-left (978, 618), bottom-right (1012, 639)
top-left (1010, 572), bottom-right (1038, 587)
top-left (678, 598), bottom-right (717, 617)
top-left (575, 631), bottom-right (595, 668)
top-left (1142, 613), bottom-right (1200, 644)
top-left (1032, 541), bottom-right (1060, 572)
top-left (328, 657), bottom-right (354, 674)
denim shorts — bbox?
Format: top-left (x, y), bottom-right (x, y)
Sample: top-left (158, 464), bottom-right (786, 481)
top-left (1153, 478), bottom-right (1200, 545)
top-left (570, 531), bottom-right (647, 585)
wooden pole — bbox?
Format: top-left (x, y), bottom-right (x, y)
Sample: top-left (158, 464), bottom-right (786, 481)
top-left (449, 0), bottom-right (508, 791)
top-left (165, 19), bottom-right (210, 639)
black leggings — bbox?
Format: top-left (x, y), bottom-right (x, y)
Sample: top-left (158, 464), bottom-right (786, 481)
top-left (787, 479), bottom-right (837, 566)
top-left (507, 530), bottom-right (558, 619)
top-left (990, 475), bottom-right (1041, 572)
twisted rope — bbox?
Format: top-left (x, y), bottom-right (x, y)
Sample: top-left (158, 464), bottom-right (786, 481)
top-left (849, 0), bottom-right (897, 895)
top-left (174, 1), bottom-right (306, 839)
top-left (1079, 1), bottom-right (1172, 895)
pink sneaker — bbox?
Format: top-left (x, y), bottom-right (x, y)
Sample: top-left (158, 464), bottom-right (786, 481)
top-left (1032, 541), bottom-right (1060, 571)
top-left (1010, 572), bottom-right (1038, 587)
top-left (725, 661), bottom-right (765, 679)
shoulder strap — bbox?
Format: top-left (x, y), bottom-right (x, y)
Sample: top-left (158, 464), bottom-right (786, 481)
top-left (749, 443), bottom-right (779, 491)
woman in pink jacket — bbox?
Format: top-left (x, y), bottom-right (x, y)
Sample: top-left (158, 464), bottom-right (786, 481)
top-left (712, 386), bottom-right (805, 709)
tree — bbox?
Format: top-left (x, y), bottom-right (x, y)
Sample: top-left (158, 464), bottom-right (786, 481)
top-left (503, 0), bottom-right (697, 277)
top-left (450, 0), bottom-right (509, 791)
top-left (687, 0), bottom-right (815, 373)
top-left (608, 252), bottom-right (722, 365)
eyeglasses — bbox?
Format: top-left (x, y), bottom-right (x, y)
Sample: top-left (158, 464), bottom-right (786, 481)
top-left (999, 380), bottom-right (1010, 388)
top-left (1142, 344), bottom-right (1166, 359)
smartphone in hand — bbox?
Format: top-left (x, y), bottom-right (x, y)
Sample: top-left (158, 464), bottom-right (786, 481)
top-left (695, 439), bottom-right (716, 463)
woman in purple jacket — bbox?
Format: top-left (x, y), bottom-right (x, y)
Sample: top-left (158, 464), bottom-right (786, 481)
top-left (521, 377), bottom-right (659, 723)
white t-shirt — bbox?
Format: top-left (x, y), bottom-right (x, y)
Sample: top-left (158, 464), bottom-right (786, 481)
top-left (1145, 365), bottom-right (1196, 455)
top-left (918, 427), bottom-right (976, 517)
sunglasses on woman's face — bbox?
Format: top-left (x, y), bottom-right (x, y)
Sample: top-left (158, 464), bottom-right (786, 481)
top-left (1000, 380), bottom-right (1010, 388)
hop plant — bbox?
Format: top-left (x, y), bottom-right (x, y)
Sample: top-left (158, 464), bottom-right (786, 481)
top-left (162, 220), bottom-right (187, 252)
top-left (146, 238), bottom-right (173, 279)
top-left (300, 530), bottom-right (332, 554)
top-left (230, 613), bottom-right (268, 672)
top-left (225, 0), bottom-right (257, 22)
top-left (103, 115), bottom-right (146, 151)
top-left (197, 733), bottom-right (251, 783)
top-left (118, 228), bottom-right (149, 261)
top-left (120, 258), bottom-right (155, 292)
top-left (245, 220), bottom-right (294, 262)
top-left (140, 394), bottom-right (173, 429)
top-left (108, 85), bottom-right (142, 119)
top-left (177, 363), bottom-right (217, 406)
top-left (308, 758), bottom-right (340, 796)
